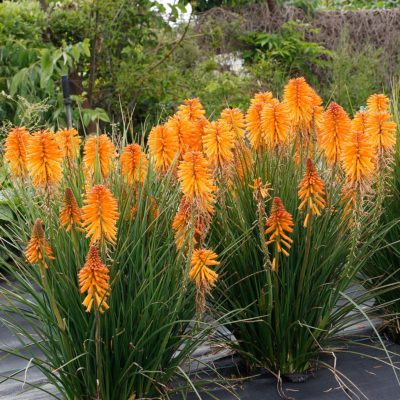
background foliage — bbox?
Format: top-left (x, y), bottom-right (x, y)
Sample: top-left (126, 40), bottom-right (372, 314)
top-left (0, 0), bottom-right (399, 134)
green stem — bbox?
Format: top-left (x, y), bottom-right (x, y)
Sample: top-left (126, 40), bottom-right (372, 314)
top-left (39, 263), bottom-right (66, 331)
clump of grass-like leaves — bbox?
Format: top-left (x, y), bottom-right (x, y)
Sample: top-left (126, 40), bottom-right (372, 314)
top-left (0, 126), bottom-right (209, 399)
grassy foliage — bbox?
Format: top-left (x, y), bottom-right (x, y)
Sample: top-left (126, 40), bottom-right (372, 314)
top-left (210, 145), bottom-right (385, 374)
top-left (0, 127), bottom-right (211, 399)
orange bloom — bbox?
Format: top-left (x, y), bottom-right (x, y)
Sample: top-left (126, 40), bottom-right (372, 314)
top-left (260, 99), bottom-right (290, 148)
top-left (172, 197), bottom-right (206, 249)
top-left (341, 130), bottom-right (376, 186)
top-left (83, 134), bottom-right (115, 180)
top-left (367, 94), bottom-right (390, 113)
top-left (190, 248), bottom-right (219, 314)
top-left (366, 111), bottom-right (397, 154)
top-left (78, 246), bottom-right (110, 313)
top-left (265, 197), bottom-right (294, 271)
top-left (82, 185), bottom-right (119, 245)
top-left (319, 102), bottom-right (351, 165)
top-left (351, 111), bottom-right (369, 134)
top-left (120, 144), bottom-right (148, 184)
top-left (249, 178), bottom-right (271, 200)
top-left (189, 248), bottom-right (219, 290)
top-left (55, 128), bottom-right (81, 161)
top-left (177, 98), bottom-right (206, 122)
top-left (283, 77), bottom-right (316, 132)
top-left (246, 92), bottom-right (274, 150)
top-left (298, 158), bottom-right (326, 227)
top-left (203, 119), bottom-right (234, 170)
top-left (4, 127), bottom-right (30, 177)
top-left (148, 124), bottom-right (179, 173)
top-left (25, 219), bottom-right (55, 267)
top-left (27, 130), bottom-right (63, 188)
top-left (60, 188), bottom-right (82, 232)
top-left (165, 113), bottom-right (193, 154)
top-left (177, 151), bottom-right (216, 212)
top-left (191, 118), bottom-right (209, 151)
top-left (221, 108), bottom-right (245, 143)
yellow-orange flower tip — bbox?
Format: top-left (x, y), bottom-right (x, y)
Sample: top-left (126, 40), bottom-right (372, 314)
top-left (249, 178), bottom-right (271, 200)
top-left (265, 197), bottom-right (294, 270)
top-left (83, 134), bottom-right (116, 180)
top-left (221, 107), bottom-right (245, 143)
top-left (78, 246), bottom-right (110, 313)
top-left (341, 130), bottom-right (376, 187)
top-left (120, 143), bottom-right (148, 184)
top-left (4, 126), bottom-right (31, 177)
top-left (367, 94), bottom-right (390, 113)
top-left (55, 128), bottom-right (81, 160)
top-left (246, 92), bottom-right (274, 150)
top-left (366, 111), bottom-right (397, 154)
top-left (177, 98), bottom-right (206, 121)
top-left (82, 185), bottom-right (119, 245)
top-left (203, 119), bottom-right (235, 170)
top-left (25, 219), bottom-right (55, 267)
top-left (27, 130), bottom-right (63, 188)
top-left (283, 77), bottom-right (316, 132)
top-left (319, 102), bottom-right (351, 165)
top-left (189, 248), bottom-right (219, 290)
top-left (298, 158), bottom-right (326, 227)
top-left (148, 124), bottom-right (179, 173)
top-left (165, 114), bottom-right (193, 154)
top-left (177, 151), bottom-right (216, 212)
top-left (60, 188), bottom-right (82, 232)
top-left (260, 100), bottom-right (290, 148)
top-left (351, 111), bottom-right (369, 134)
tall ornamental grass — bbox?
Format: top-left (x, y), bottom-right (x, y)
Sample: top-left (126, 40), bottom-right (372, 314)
top-left (362, 84), bottom-right (400, 341)
top-left (205, 81), bottom-right (397, 376)
top-left (0, 125), bottom-right (219, 399)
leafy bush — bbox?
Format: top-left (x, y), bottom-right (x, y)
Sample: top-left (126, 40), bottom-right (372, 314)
top-left (241, 21), bottom-right (333, 85)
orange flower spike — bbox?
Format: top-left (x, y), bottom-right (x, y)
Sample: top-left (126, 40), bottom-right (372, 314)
top-left (341, 130), bottom-right (376, 186)
top-left (78, 246), bottom-right (110, 313)
top-left (367, 94), bottom-right (390, 113)
top-left (351, 111), bottom-right (369, 134)
top-left (165, 114), bottom-right (193, 155)
top-left (4, 127), bottom-right (31, 177)
top-left (366, 111), bottom-right (397, 154)
top-left (246, 91), bottom-right (274, 150)
top-left (27, 130), bottom-right (63, 188)
top-left (148, 124), bottom-right (179, 173)
top-left (120, 143), bottom-right (148, 184)
top-left (83, 134), bottom-right (116, 180)
top-left (221, 107), bottom-right (245, 143)
top-left (319, 102), bottom-right (351, 165)
top-left (177, 98), bottom-right (206, 122)
top-left (298, 159), bottom-right (326, 227)
top-left (25, 219), bottom-right (55, 267)
top-left (283, 77), bottom-right (315, 131)
top-left (60, 188), bottom-right (82, 232)
top-left (260, 99), bottom-right (290, 148)
top-left (177, 151), bottom-right (216, 212)
top-left (55, 128), bottom-right (81, 161)
top-left (172, 197), bottom-right (194, 249)
top-left (203, 119), bottom-right (235, 170)
top-left (265, 197), bottom-right (294, 271)
top-left (189, 249), bottom-right (219, 290)
top-left (82, 185), bottom-right (119, 245)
